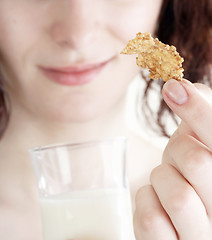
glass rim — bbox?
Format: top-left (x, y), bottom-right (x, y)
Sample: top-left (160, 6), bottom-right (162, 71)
top-left (29, 136), bottom-right (127, 154)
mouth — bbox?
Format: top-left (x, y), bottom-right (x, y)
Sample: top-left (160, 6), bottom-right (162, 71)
top-left (39, 59), bottom-right (112, 86)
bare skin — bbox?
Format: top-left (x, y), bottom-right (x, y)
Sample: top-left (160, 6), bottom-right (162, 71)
top-left (134, 80), bottom-right (212, 239)
top-left (0, 0), bottom-right (164, 239)
top-left (0, 95), bottom-right (162, 239)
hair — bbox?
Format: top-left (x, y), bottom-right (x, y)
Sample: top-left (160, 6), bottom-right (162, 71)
top-left (0, 79), bottom-right (9, 137)
top-left (142, 0), bottom-right (212, 137)
top-left (0, 0), bottom-right (212, 138)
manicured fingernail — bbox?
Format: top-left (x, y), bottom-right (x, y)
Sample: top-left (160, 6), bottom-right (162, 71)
top-left (163, 79), bottom-right (188, 105)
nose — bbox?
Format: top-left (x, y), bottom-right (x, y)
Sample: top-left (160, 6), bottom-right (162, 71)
top-left (50, 0), bottom-right (100, 50)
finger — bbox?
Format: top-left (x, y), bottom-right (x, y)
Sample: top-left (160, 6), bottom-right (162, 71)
top-left (170, 81), bottom-right (212, 139)
top-left (167, 121), bottom-right (198, 147)
top-left (151, 163), bottom-right (211, 240)
top-left (134, 185), bottom-right (177, 239)
top-left (162, 79), bottom-right (212, 150)
top-left (163, 133), bottom-right (212, 217)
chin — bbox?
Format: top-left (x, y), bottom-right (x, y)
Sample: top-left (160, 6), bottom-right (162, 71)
top-left (47, 107), bottom-right (105, 124)
top-left (40, 91), bottom-right (122, 124)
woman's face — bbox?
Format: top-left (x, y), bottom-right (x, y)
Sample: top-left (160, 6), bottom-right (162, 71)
top-left (0, 0), bottom-right (162, 123)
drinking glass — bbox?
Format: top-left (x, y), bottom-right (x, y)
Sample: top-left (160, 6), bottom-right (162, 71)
top-left (30, 137), bottom-right (135, 240)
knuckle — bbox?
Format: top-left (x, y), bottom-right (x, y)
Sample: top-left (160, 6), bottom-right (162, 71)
top-left (164, 134), bottom-right (189, 159)
top-left (150, 165), bottom-right (160, 180)
top-left (136, 207), bottom-right (164, 232)
top-left (150, 164), bottom-right (165, 183)
top-left (170, 133), bottom-right (190, 150)
top-left (183, 147), bottom-right (210, 176)
top-left (166, 186), bottom-right (192, 214)
top-left (134, 185), bottom-right (165, 233)
top-left (135, 185), bottom-right (150, 203)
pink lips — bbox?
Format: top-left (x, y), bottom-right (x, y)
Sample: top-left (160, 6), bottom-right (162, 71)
top-left (40, 60), bottom-right (110, 86)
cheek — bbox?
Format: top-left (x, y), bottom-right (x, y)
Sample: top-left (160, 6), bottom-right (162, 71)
top-left (0, 3), bottom-right (46, 91)
top-left (107, 1), bottom-right (162, 41)
top-left (0, 2), bottom-right (45, 62)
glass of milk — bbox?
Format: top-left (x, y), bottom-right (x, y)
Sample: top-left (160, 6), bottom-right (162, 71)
top-left (30, 137), bottom-right (135, 240)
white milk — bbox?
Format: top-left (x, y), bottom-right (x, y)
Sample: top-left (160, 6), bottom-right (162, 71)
top-left (40, 188), bottom-right (135, 240)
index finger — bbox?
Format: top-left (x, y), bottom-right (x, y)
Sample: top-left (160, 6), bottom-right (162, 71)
top-left (162, 79), bottom-right (212, 150)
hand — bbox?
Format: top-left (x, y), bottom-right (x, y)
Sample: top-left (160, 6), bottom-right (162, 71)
top-left (134, 79), bottom-right (212, 239)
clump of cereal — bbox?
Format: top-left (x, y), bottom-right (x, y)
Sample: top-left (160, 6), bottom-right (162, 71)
top-left (121, 32), bottom-right (184, 82)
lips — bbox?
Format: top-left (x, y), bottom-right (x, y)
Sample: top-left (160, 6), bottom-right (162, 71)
top-left (40, 59), bottom-right (111, 86)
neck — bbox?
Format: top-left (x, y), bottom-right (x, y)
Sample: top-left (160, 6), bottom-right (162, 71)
top-left (0, 95), bottom-right (130, 197)
top-left (1, 95), bottom-right (128, 155)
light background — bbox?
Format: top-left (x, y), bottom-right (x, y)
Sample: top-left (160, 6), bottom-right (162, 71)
top-left (125, 74), bottom-right (178, 150)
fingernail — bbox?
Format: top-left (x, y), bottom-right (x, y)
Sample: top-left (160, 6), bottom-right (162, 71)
top-left (163, 79), bottom-right (188, 105)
